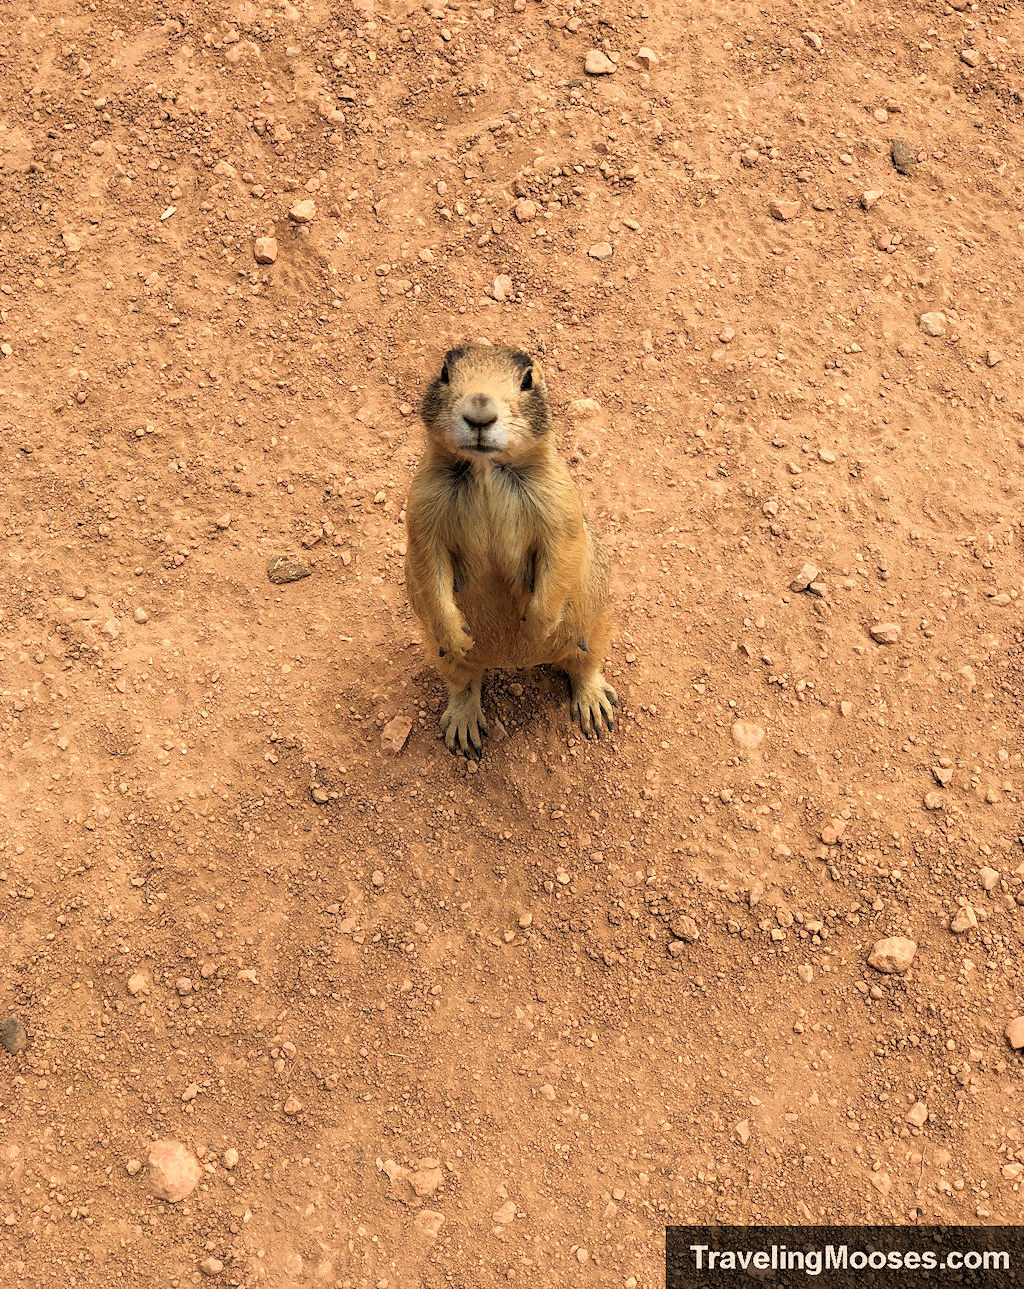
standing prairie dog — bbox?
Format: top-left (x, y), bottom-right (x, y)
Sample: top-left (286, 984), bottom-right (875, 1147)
top-left (404, 343), bottom-right (617, 759)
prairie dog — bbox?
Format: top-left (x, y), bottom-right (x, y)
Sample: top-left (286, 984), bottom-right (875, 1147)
top-left (404, 343), bottom-right (617, 758)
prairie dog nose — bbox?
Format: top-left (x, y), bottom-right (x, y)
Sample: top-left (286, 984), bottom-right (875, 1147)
top-left (460, 393), bottom-right (498, 429)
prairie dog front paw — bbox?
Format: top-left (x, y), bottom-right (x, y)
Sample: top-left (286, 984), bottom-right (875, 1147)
top-left (437, 616), bottom-right (475, 660)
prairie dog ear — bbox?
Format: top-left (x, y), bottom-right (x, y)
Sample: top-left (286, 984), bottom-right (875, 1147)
top-left (511, 350), bottom-right (544, 392)
top-left (440, 347), bottom-right (466, 382)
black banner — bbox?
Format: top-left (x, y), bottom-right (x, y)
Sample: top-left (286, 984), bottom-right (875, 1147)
top-left (667, 1227), bottom-right (1024, 1288)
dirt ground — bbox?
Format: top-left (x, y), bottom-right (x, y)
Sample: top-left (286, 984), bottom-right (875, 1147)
top-left (2, 0), bottom-right (1023, 1284)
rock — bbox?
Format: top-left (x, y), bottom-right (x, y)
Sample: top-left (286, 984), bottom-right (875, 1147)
top-left (870, 622), bottom-right (901, 644)
top-left (820, 819), bottom-right (846, 845)
top-left (730, 720), bottom-right (765, 751)
top-left (671, 915), bottom-right (700, 943)
top-left (148, 1140), bottom-right (202, 1202)
top-left (769, 198), bottom-right (801, 221)
top-left (979, 866), bottom-right (1000, 891)
top-left (797, 964), bottom-right (813, 983)
top-left (310, 786), bottom-right (329, 804)
top-left (932, 765), bottom-right (953, 787)
top-left (923, 791), bottom-right (944, 811)
top-left (870, 1172), bottom-right (892, 1196)
top-left (175, 977), bottom-right (193, 995)
top-left (868, 936), bottom-right (917, 974)
top-left (1, 1017), bottom-right (29, 1055)
top-left (126, 1158), bottom-right (142, 1175)
top-left (127, 971), bottom-right (151, 996)
top-left (133, 607), bottom-right (149, 624)
top-left (416, 1210), bottom-right (445, 1239)
top-left (283, 1095), bottom-right (303, 1115)
top-left (950, 905), bottom-right (977, 934)
top-left (1006, 1017), bottom-right (1024, 1050)
top-left (919, 312), bottom-right (947, 337)
top-left (637, 47), bottom-right (658, 69)
top-left (493, 1200), bottom-right (517, 1224)
top-left (860, 190), bottom-right (884, 210)
top-left (288, 199), bottom-right (316, 223)
top-left (267, 554), bottom-right (311, 584)
top-left (254, 236), bottom-right (278, 264)
top-left (960, 48), bottom-right (979, 67)
top-left (588, 242), bottom-right (614, 261)
top-left (584, 49), bottom-right (617, 75)
top-left (906, 1102), bottom-right (928, 1128)
top-left (380, 715), bottom-right (412, 754)
top-left (513, 199), bottom-right (537, 223)
top-left (200, 1257), bottom-right (224, 1277)
top-left (222, 1148), bottom-right (239, 1169)
top-left (409, 1158), bottom-right (444, 1197)
top-left (890, 139), bottom-right (918, 175)
top-left (490, 274), bottom-right (514, 301)
top-left (790, 562), bottom-right (818, 591)
top-left (985, 348), bottom-right (1002, 367)
top-left (734, 1119), bottom-right (750, 1145)
top-left (802, 30), bottom-right (823, 50)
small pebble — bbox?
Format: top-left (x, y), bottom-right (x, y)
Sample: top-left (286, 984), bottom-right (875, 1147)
top-left (906, 1102), bottom-right (928, 1128)
top-left (985, 348), bottom-right (1002, 367)
top-left (769, 198), bottom-right (801, 221)
top-left (126, 1158), bottom-right (142, 1176)
top-left (223, 1148), bottom-right (239, 1169)
top-left (1006, 1017), bottom-right (1024, 1050)
top-left (584, 49), bottom-right (617, 75)
top-left (890, 139), bottom-right (918, 175)
top-left (133, 607), bottom-right (149, 623)
top-left (514, 199), bottom-right (537, 223)
top-left (310, 786), bottom-right (329, 804)
top-left (868, 936), bottom-right (917, 974)
top-left (959, 48), bottom-right (979, 68)
top-left (870, 622), bottom-right (901, 644)
top-left (588, 241), bottom-right (614, 261)
top-left (790, 562), bottom-right (818, 592)
top-left (490, 274), bottom-right (513, 301)
top-left (267, 554), bottom-right (312, 584)
top-left (860, 190), bottom-right (884, 210)
top-left (919, 312), bottom-right (947, 337)
top-left (979, 866), bottom-right (1000, 891)
top-left (283, 1095), bottom-right (303, 1115)
top-left (288, 199), bottom-right (316, 223)
top-left (730, 720), bottom-right (765, 750)
top-left (636, 47), bottom-right (657, 70)
top-left (1, 1017), bottom-right (29, 1056)
top-left (950, 905), bottom-right (977, 934)
top-left (127, 971), bottom-right (151, 996)
top-left (254, 236), bottom-right (278, 264)
top-left (200, 1257), bottom-right (224, 1277)
top-left (148, 1140), bottom-right (202, 1202)
top-left (380, 715), bottom-right (412, 753)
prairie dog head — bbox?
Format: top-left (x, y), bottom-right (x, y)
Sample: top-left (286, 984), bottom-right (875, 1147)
top-left (420, 344), bottom-right (551, 463)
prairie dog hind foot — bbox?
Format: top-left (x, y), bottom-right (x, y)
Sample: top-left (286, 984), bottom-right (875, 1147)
top-left (569, 670), bottom-right (617, 739)
top-left (440, 675), bottom-right (487, 760)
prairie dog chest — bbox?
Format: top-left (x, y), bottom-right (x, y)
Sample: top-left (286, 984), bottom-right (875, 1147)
top-left (446, 465), bottom-right (536, 584)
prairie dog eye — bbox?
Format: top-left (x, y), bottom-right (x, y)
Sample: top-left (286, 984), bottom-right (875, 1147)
top-left (439, 365), bottom-right (450, 385)
top-left (520, 367), bottom-right (534, 391)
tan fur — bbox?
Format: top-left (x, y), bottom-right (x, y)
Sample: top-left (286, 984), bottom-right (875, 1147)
top-left (405, 343), bottom-right (617, 758)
